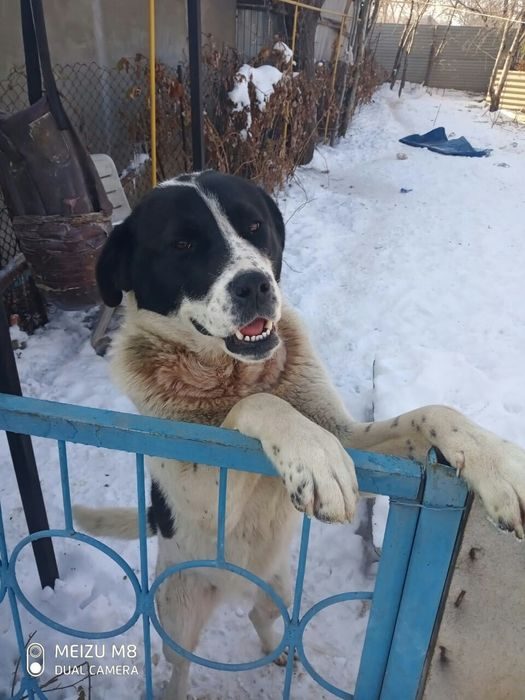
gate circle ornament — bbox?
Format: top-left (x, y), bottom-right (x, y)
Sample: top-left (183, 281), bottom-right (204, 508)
top-left (148, 559), bottom-right (291, 671)
top-left (296, 591), bottom-right (373, 699)
top-left (9, 529), bottom-right (142, 638)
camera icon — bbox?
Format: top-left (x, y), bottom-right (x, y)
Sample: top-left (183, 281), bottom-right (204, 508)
top-left (26, 642), bottom-right (45, 677)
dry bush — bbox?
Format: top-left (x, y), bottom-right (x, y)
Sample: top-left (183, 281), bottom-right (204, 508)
top-left (203, 45), bottom-right (330, 192)
top-left (116, 54), bottom-right (190, 203)
top-left (116, 45), bottom-right (381, 195)
top-left (354, 51), bottom-right (386, 106)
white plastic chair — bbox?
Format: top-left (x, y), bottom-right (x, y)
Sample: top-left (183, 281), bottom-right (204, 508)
top-left (89, 154), bottom-right (131, 354)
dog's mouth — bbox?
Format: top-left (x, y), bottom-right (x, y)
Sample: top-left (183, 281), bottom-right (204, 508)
top-left (234, 317), bottom-right (274, 343)
top-left (191, 317), bottom-right (279, 359)
top-left (226, 317), bottom-right (279, 358)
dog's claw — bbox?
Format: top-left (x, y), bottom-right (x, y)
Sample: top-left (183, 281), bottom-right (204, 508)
top-left (273, 649), bottom-right (299, 667)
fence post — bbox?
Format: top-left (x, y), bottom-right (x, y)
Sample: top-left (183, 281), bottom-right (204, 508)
top-left (0, 299), bottom-right (58, 589)
top-left (187, 0), bottom-right (204, 171)
top-left (379, 454), bottom-right (470, 699)
top-left (353, 498), bottom-right (421, 699)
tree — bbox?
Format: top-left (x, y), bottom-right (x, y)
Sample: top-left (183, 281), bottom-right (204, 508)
top-left (487, 2), bottom-right (525, 110)
top-left (283, 0), bottom-right (326, 163)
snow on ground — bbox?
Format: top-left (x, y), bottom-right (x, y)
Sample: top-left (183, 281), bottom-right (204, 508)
top-left (1, 83), bottom-right (525, 699)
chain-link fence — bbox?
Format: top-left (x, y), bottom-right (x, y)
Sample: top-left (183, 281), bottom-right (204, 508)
top-left (0, 59), bottom-right (191, 329)
top-left (0, 61), bottom-right (185, 211)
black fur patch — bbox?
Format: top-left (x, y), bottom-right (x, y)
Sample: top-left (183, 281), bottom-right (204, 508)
top-left (148, 480), bottom-right (175, 538)
top-left (95, 171), bottom-right (285, 312)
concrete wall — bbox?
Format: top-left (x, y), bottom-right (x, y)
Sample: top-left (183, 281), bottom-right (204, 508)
top-left (372, 24), bottom-right (502, 94)
top-left (0, 0), bottom-right (236, 76)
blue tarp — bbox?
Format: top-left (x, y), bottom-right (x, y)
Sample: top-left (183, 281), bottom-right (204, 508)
top-left (399, 127), bottom-right (491, 157)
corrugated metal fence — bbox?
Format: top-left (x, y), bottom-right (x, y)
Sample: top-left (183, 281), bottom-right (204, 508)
top-left (372, 24), bottom-right (502, 94)
top-left (489, 70), bottom-right (525, 116)
top-left (236, 1), bottom-right (287, 61)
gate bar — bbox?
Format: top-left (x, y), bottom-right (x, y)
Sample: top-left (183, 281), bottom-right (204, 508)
top-left (379, 455), bottom-right (469, 699)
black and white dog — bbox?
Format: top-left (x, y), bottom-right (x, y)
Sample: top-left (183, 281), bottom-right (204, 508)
top-left (75, 170), bottom-right (525, 699)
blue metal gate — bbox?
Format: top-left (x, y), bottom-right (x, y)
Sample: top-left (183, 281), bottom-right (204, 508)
top-left (0, 393), bottom-right (469, 699)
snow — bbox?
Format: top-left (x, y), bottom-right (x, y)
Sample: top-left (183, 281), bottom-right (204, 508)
top-left (228, 64), bottom-right (284, 139)
top-left (273, 41), bottom-right (294, 66)
top-left (2, 83), bottom-right (525, 698)
top-left (120, 152), bottom-right (150, 179)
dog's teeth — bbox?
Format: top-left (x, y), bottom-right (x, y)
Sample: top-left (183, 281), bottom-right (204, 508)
top-left (237, 329), bottom-right (271, 343)
top-left (265, 321), bottom-right (273, 332)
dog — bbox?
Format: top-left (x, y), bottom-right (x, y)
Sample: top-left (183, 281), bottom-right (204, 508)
top-left (74, 170), bottom-right (525, 699)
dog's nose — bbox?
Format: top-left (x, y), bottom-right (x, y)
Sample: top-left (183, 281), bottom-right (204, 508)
top-left (231, 271), bottom-right (271, 300)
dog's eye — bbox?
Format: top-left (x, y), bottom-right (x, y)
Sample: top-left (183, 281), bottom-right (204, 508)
top-left (173, 241), bottom-right (193, 251)
top-left (248, 222), bottom-right (261, 234)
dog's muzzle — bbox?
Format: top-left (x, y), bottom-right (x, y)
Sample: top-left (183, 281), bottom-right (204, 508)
top-left (191, 270), bottom-right (281, 361)
top-left (228, 271), bottom-right (277, 321)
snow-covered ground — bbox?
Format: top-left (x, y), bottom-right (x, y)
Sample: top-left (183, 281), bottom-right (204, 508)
top-left (1, 83), bottom-right (525, 699)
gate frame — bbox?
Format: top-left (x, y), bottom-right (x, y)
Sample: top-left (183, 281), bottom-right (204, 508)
top-left (0, 392), bottom-right (469, 699)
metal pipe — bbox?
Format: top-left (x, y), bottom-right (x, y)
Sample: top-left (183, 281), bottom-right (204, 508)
top-left (187, 0), bottom-right (205, 171)
top-left (149, 0), bottom-right (157, 186)
top-left (0, 301), bottom-right (58, 589)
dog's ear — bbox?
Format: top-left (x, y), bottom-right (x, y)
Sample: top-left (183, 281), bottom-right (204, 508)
top-left (261, 190), bottom-right (285, 251)
top-left (260, 189), bottom-right (286, 280)
top-left (96, 218), bottom-right (134, 307)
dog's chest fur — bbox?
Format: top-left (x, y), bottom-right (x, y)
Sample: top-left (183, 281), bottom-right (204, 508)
top-left (111, 309), bottom-right (312, 426)
top-left (108, 309), bottom-right (316, 577)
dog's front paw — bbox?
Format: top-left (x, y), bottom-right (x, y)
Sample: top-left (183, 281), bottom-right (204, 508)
top-left (449, 433), bottom-right (525, 540)
top-left (475, 440), bottom-right (525, 539)
top-left (267, 425), bottom-right (359, 524)
top-left (223, 393), bottom-right (358, 525)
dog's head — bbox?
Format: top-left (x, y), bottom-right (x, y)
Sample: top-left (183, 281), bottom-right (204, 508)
top-left (97, 170), bottom-right (285, 362)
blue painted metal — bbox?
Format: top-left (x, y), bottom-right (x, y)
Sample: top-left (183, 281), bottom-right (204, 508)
top-left (57, 440), bottom-right (73, 531)
top-left (0, 394), bottom-right (468, 699)
top-left (0, 393), bottom-right (422, 499)
top-left (354, 501), bottom-right (421, 698)
top-left (379, 451), bottom-right (469, 699)
top-left (297, 590), bottom-right (374, 699)
top-left (9, 529), bottom-right (142, 638)
top-left (217, 468), bottom-right (228, 563)
top-left (283, 514), bottom-right (312, 697)
top-left (148, 559), bottom-right (290, 671)
top-left (136, 452), bottom-right (155, 700)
